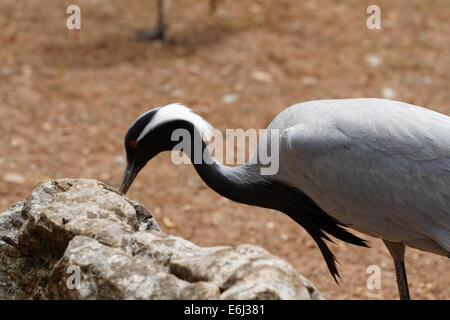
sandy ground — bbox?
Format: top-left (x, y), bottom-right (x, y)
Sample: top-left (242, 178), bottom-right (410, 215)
top-left (0, 0), bottom-right (448, 299)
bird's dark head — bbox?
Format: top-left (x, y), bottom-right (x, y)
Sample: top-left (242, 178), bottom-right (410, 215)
top-left (119, 104), bottom-right (212, 194)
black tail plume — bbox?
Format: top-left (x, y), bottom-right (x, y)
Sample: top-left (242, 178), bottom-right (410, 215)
top-left (261, 179), bottom-right (370, 281)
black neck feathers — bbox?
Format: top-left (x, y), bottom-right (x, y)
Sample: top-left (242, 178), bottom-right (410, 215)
top-left (169, 120), bottom-right (369, 281)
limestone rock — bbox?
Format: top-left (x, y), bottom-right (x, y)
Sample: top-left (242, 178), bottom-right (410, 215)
top-left (0, 179), bottom-right (322, 300)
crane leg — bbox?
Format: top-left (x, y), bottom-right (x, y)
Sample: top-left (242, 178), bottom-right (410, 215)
top-left (210, 0), bottom-right (217, 13)
top-left (383, 239), bottom-right (411, 300)
top-left (136, 0), bottom-right (166, 40)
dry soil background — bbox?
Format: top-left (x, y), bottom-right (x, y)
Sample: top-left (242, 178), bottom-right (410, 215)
top-left (0, 0), bottom-right (449, 299)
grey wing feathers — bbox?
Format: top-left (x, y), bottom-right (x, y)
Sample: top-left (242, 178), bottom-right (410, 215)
top-left (278, 99), bottom-right (450, 254)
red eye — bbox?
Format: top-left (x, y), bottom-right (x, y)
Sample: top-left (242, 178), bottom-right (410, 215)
top-left (129, 140), bottom-right (138, 148)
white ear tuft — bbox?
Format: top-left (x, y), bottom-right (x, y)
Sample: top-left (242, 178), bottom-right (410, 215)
top-left (137, 103), bottom-right (213, 142)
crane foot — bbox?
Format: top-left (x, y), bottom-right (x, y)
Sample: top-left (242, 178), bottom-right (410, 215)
top-left (135, 27), bottom-right (166, 41)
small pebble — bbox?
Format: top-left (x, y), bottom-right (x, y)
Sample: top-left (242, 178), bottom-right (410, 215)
top-left (114, 155), bottom-right (125, 164)
top-left (42, 122), bottom-right (52, 131)
top-left (171, 89), bottom-right (184, 98)
top-left (365, 54), bottom-right (382, 67)
top-left (251, 70), bottom-right (272, 83)
top-left (222, 93), bottom-right (239, 104)
top-left (163, 216), bottom-right (175, 228)
top-left (422, 76), bottom-right (432, 85)
top-left (3, 173), bottom-right (25, 184)
top-left (382, 87), bottom-right (397, 99)
top-left (266, 222), bottom-right (275, 229)
top-left (10, 137), bottom-right (25, 147)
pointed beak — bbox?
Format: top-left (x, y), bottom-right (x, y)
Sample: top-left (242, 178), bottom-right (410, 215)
top-left (119, 163), bottom-right (139, 195)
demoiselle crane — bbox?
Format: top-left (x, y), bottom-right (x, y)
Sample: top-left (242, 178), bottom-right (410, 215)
top-left (137, 0), bottom-right (218, 40)
top-left (119, 99), bottom-right (450, 299)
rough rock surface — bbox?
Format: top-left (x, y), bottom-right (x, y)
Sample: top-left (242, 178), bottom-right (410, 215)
top-left (0, 179), bottom-right (322, 300)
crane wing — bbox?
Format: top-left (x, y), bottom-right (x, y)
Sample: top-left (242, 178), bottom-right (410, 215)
top-left (281, 103), bottom-right (450, 255)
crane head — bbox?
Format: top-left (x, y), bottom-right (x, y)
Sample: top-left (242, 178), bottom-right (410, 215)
top-left (119, 104), bottom-right (212, 194)
top-left (119, 107), bottom-right (160, 194)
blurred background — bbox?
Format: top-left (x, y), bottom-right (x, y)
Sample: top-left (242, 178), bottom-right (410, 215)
top-left (0, 0), bottom-right (448, 299)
